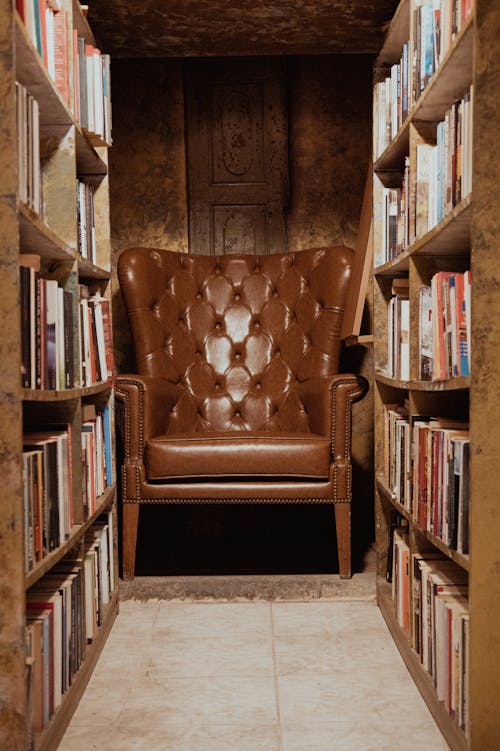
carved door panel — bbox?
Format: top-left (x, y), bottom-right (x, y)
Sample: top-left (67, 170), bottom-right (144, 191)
top-left (185, 58), bottom-right (289, 255)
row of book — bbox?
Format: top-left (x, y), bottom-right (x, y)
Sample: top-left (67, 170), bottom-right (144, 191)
top-left (82, 403), bottom-right (114, 520)
top-left (419, 270), bottom-right (471, 380)
top-left (20, 257), bottom-right (114, 390)
top-left (23, 426), bottom-right (73, 569)
top-left (77, 179), bottom-right (96, 263)
top-left (79, 284), bottom-right (114, 387)
top-left (17, 1), bottom-right (112, 144)
top-left (375, 90), bottom-right (473, 267)
top-left (412, 0), bottom-right (473, 104)
top-left (373, 44), bottom-right (410, 159)
top-left (415, 89), bottom-right (473, 237)
top-left (387, 279), bottom-right (410, 381)
top-left (26, 512), bottom-right (115, 734)
top-left (16, 82), bottom-right (42, 216)
top-left (392, 540), bottom-right (469, 733)
top-left (16, 0), bottom-right (64, 95)
top-left (383, 406), bottom-right (470, 553)
top-left (373, 1), bottom-right (473, 160)
top-left (22, 406), bottom-right (113, 572)
top-left (76, 39), bottom-right (112, 144)
top-left (20, 255), bottom-right (74, 391)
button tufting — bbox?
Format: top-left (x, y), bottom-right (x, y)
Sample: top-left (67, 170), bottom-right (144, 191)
top-left (272, 290), bottom-right (278, 297)
top-left (215, 322), bottom-right (222, 330)
top-left (234, 293), bottom-right (241, 301)
top-left (235, 410), bottom-right (241, 417)
top-left (235, 352), bottom-right (241, 360)
top-left (196, 292), bottom-right (202, 300)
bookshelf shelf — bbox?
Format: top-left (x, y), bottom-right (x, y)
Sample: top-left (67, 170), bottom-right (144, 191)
top-left (374, 197), bottom-right (472, 275)
top-left (77, 257), bottom-right (112, 280)
top-left (378, 588), bottom-right (469, 751)
top-left (414, 17), bottom-right (474, 124)
top-left (375, 372), bottom-right (470, 392)
top-left (19, 204), bottom-right (75, 261)
top-left (0, 3), bottom-right (117, 748)
top-left (375, 0), bottom-right (410, 69)
top-left (33, 589), bottom-right (119, 751)
top-left (75, 127), bottom-right (108, 179)
top-left (376, 478), bottom-right (470, 571)
top-left (15, 14), bottom-right (73, 128)
top-left (23, 381), bottom-right (113, 402)
top-left (374, 116), bottom-right (411, 174)
top-left (370, 2), bottom-right (500, 747)
top-left (25, 485), bottom-right (116, 590)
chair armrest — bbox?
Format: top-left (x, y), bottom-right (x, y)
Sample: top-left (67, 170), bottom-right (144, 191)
top-left (298, 374), bottom-right (369, 462)
top-left (115, 374), bottom-right (178, 464)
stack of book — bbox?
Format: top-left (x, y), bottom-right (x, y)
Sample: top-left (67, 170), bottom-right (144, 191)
top-left (392, 526), bottom-right (410, 631)
top-left (412, 0), bottom-right (474, 104)
top-left (415, 88), bottom-right (473, 238)
top-left (418, 270), bottom-right (471, 380)
top-left (383, 403), bottom-right (411, 511)
top-left (25, 512), bottom-right (114, 733)
top-left (78, 286), bottom-right (114, 387)
top-left (412, 418), bottom-right (470, 551)
top-left (373, 42), bottom-right (410, 158)
top-left (16, 82), bottom-right (41, 216)
top-left (376, 158), bottom-right (411, 265)
top-left (81, 403), bottom-right (113, 520)
top-left (76, 179), bottom-right (96, 263)
top-left (20, 256), bottom-right (76, 391)
top-left (23, 426), bottom-right (73, 571)
top-left (75, 38), bottom-right (112, 144)
top-left (411, 555), bottom-right (469, 732)
top-left (387, 278), bottom-right (410, 381)
top-left (16, 1), bottom-right (68, 99)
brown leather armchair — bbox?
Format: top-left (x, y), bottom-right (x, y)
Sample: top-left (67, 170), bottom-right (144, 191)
top-left (115, 246), bottom-right (368, 580)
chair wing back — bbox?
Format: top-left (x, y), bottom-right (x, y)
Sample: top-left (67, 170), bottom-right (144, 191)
top-left (118, 246), bottom-right (354, 433)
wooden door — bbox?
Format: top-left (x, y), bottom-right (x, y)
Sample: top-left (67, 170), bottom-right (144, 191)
top-left (185, 58), bottom-right (289, 255)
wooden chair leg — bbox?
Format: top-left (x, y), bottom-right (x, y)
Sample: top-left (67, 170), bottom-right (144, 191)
top-left (334, 502), bottom-right (351, 579)
top-left (122, 502), bottom-right (140, 581)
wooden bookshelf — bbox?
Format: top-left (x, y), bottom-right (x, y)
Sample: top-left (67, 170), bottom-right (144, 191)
top-left (0, 2), bottom-right (117, 748)
top-left (373, 2), bottom-right (500, 749)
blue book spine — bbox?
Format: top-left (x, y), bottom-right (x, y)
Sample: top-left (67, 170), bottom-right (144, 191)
top-left (33, 0), bottom-right (43, 58)
top-left (102, 404), bottom-right (113, 486)
top-left (421, 4), bottom-right (435, 88)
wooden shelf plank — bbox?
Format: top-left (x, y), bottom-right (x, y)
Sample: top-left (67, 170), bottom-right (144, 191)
top-left (377, 587), bottom-right (469, 751)
top-left (25, 486), bottom-right (116, 590)
top-left (19, 203), bottom-right (75, 262)
top-left (77, 257), bottom-right (111, 280)
top-left (374, 116), bottom-right (411, 174)
top-left (75, 127), bottom-right (107, 180)
top-left (375, 0), bottom-right (410, 72)
top-left (376, 478), bottom-right (470, 571)
top-left (22, 382), bottom-right (113, 402)
top-left (344, 334), bottom-right (374, 347)
top-left (374, 197), bottom-right (472, 276)
top-left (375, 372), bottom-right (470, 392)
top-left (72, 0), bottom-right (97, 46)
top-left (15, 14), bottom-right (73, 128)
top-left (414, 17), bottom-right (474, 124)
top-left (33, 589), bottom-right (119, 751)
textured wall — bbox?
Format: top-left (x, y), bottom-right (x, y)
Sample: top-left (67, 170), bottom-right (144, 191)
top-left (109, 59), bottom-right (188, 373)
top-left (287, 55), bottom-right (373, 251)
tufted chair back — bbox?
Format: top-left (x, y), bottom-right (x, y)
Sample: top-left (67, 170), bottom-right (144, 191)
top-left (118, 246), bottom-right (354, 435)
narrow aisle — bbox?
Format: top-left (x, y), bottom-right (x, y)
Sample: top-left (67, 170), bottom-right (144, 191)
top-left (59, 599), bottom-right (449, 751)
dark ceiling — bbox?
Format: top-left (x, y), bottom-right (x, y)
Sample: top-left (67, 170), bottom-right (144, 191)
top-left (87, 0), bottom-right (398, 58)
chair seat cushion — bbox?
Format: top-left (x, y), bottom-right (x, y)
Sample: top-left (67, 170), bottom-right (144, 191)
top-left (145, 431), bottom-right (330, 481)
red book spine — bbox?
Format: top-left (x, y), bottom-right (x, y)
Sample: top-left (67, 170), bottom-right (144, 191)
top-left (53, 9), bottom-right (69, 105)
top-left (16, 0), bottom-right (26, 22)
top-left (99, 299), bottom-right (114, 379)
top-left (38, 0), bottom-right (48, 67)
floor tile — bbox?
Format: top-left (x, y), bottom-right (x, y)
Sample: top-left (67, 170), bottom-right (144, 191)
top-left (144, 631), bottom-right (273, 677)
top-left (271, 600), bottom-right (381, 638)
top-left (118, 674), bottom-right (279, 728)
top-left (153, 601), bottom-right (273, 639)
top-left (281, 718), bottom-right (449, 751)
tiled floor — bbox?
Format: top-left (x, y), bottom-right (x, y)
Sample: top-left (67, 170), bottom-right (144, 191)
top-left (59, 599), bottom-right (449, 751)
